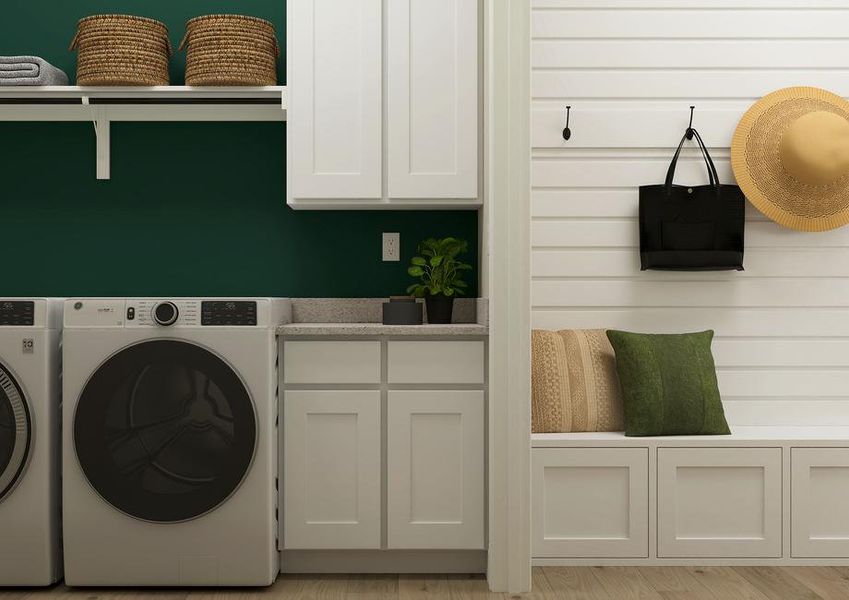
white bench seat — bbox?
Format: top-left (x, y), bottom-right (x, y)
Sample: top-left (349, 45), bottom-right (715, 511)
top-left (532, 426), bottom-right (849, 565)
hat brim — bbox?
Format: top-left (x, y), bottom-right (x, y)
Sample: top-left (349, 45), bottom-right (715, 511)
top-left (731, 86), bottom-right (849, 232)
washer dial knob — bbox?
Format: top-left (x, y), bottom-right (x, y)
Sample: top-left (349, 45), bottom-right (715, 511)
top-left (153, 302), bottom-right (179, 326)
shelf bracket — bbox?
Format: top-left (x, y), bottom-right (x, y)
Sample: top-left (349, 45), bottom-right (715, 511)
top-left (82, 96), bottom-right (111, 180)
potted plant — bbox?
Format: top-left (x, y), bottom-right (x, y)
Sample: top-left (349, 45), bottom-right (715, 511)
top-left (406, 237), bottom-right (473, 324)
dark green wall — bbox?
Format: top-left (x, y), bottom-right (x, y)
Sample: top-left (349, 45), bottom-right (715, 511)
top-left (0, 1), bottom-right (479, 298)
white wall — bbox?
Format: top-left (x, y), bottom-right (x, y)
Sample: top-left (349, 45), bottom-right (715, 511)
top-left (530, 0), bottom-right (849, 426)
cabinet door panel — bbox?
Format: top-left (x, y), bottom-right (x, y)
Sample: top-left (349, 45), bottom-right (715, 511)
top-left (387, 390), bottom-right (485, 549)
top-left (288, 0), bottom-right (382, 201)
top-left (657, 447), bottom-right (782, 558)
top-left (284, 390), bottom-right (381, 549)
top-left (792, 448), bottom-right (849, 558)
top-left (387, 0), bottom-right (478, 199)
top-left (532, 448), bottom-right (649, 558)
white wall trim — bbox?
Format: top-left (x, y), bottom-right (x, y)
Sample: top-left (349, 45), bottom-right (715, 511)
top-left (485, 0), bottom-right (532, 594)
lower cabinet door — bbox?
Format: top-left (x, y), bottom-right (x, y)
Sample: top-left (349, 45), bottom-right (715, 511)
top-left (284, 390), bottom-right (381, 549)
top-left (387, 390), bottom-right (485, 549)
top-left (532, 448), bottom-right (649, 558)
top-left (792, 448), bottom-right (849, 558)
top-left (657, 447), bottom-right (782, 558)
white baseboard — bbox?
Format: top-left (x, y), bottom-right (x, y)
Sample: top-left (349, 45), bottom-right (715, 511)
top-left (279, 550), bottom-right (487, 574)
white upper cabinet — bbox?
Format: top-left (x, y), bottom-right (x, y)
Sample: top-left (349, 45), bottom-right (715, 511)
top-left (288, 0), bottom-right (480, 209)
top-left (387, 0), bottom-right (479, 200)
top-left (287, 0), bottom-right (383, 203)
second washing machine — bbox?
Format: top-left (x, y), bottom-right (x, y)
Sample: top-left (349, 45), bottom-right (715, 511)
top-left (62, 298), bottom-right (286, 586)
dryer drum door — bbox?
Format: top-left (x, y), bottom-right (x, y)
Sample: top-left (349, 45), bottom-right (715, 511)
top-left (74, 340), bottom-right (257, 523)
top-left (0, 364), bottom-right (31, 502)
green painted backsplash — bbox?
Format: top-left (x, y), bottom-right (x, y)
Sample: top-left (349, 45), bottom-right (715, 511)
top-left (0, 1), bottom-right (479, 298)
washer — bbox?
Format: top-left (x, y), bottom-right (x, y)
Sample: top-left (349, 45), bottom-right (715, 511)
top-left (0, 298), bottom-right (62, 586)
top-left (62, 298), bottom-right (287, 586)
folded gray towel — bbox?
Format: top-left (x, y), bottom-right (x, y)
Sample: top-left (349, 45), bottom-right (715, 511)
top-left (0, 56), bottom-right (68, 86)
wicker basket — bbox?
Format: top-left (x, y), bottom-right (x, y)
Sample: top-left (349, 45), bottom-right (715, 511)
top-left (180, 14), bottom-right (279, 86)
top-left (70, 15), bottom-right (172, 86)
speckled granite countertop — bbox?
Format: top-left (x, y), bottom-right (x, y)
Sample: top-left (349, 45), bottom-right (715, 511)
top-left (277, 322), bottom-right (488, 336)
top-left (276, 298), bottom-right (488, 337)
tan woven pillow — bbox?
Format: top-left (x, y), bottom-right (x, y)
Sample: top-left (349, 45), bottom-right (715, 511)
top-left (532, 329), bottom-right (624, 433)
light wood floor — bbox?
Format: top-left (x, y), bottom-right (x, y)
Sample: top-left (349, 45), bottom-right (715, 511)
top-left (4, 566), bottom-right (849, 599)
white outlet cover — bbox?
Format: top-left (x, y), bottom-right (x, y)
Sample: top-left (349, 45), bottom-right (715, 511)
top-left (383, 232), bottom-right (400, 262)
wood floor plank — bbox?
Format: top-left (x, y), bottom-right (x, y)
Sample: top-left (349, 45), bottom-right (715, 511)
top-left (291, 574), bottom-right (351, 600)
top-left (784, 567), bottom-right (849, 600)
top-left (585, 567), bottom-right (664, 600)
top-left (637, 567), bottom-right (716, 600)
top-left (733, 567), bottom-right (823, 600)
top-left (684, 567), bottom-right (771, 600)
top-left (540, 566), bottom-right (607, 600)
top-left (445, 574), bottom-right (504, 600)
top-left (398, 575), bottom-right (450, 600)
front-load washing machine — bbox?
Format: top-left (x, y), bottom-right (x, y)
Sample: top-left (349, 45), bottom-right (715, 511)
top-left (0, 298), bottom-right (62, 586)
top-left (62, 298), bottom-right (287, 586)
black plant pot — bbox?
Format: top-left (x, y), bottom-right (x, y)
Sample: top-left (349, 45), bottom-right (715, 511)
top-left (425, 294), bottom-right (454, 324)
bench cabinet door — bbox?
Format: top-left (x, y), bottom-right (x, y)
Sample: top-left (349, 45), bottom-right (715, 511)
top-left (284, 390), bottom-right (382, 549)
top-left (532, 447), bottom-right (649, 558)
top-left (387, 390), bottom-right (485, 549)
top-left (657, 447), bottom-right (782, 558)
top-left (792, 448), bottom-right (849, 558)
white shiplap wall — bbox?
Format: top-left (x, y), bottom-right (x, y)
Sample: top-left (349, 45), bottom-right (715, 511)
top-left (530, 0), bottom-right (849, 426)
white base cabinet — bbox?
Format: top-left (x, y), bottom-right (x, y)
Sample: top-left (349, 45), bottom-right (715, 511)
top-left (281, 338), bottom-right (487, 552)
top-left (387, 390), bottom-right (485, 549)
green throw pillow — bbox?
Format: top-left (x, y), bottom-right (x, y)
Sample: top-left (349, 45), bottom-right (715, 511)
top-left (605, 330), bottom-right (730, 437)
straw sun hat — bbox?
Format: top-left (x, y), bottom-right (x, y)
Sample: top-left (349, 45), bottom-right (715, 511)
top-left (731, 86), bottom-right (849, 232)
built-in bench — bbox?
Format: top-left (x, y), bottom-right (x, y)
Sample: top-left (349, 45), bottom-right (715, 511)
top-left (532, 427), bottom-right (849, 565)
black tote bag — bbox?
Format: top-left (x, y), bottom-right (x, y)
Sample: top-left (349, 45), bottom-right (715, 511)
top-left (640, 129), bottom-right (745, 271)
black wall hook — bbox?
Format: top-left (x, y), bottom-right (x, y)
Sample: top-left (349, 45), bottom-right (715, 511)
top-left (562, 105), bottom-right (572, 141)
top-left (685, 105), bottom-right (695, 140)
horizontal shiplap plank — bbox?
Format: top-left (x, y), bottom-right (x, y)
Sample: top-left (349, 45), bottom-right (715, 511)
top-left (713, 339), bottom-right (849, 367)
top-left (532, 189), bottom-right (768, 219)
top-left (532, 10), bottom-right (849, 39)
top-left (722, 399), bottom-right (849, 427)
top-left (533, 249), bottom-right (849, 278)
top-left (533, 70), bottom-right (849, 99)
top-left (533, 108), bottom-right (741, 148)
top-left (533, 40), bottom-right (849, 69)
top-left (530, 308), bottom-right (849, 337)
top-left (532, 220), bottom-right (849, 248)
top-left (534, 1), bottom-right (849, 7)
top-left (718, 370), bottom-right (849, 398)
top-left (533, 279), bottom-right (849, 308)
top-left (533, 157), bottom-right (736, 187)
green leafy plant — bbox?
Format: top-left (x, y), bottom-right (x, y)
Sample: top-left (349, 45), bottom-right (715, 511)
top-left (406, 237), bottom-right (473, 298)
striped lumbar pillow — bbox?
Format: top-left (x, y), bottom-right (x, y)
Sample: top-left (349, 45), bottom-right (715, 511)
top-left (532, 329), bottom-right (625, 433)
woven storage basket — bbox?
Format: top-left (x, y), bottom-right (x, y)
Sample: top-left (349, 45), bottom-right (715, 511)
top-left (180, 14), bottom-right (279, 86)
top-left (70, 15), bottom-right (172, 86)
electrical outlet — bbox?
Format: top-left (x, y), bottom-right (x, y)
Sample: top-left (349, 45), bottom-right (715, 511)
top-left (382, 232), bottom-right (400, 262)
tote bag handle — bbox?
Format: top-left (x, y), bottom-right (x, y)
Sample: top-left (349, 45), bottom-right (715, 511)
top-left (664, 128), bottom-right (721, 194)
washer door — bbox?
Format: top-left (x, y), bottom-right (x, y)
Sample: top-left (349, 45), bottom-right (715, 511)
top-left (0, 364), bottom-right (31, 503)
top-left (74, 340), bottom-right (257, 523)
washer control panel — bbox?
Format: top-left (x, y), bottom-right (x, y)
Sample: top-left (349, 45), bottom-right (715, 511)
top-left (201, 301), bottom-right (257, 326)
top-left (0, 301), bottom-right (34, 326)
top-left (65, 299), bottom-right (271, 328)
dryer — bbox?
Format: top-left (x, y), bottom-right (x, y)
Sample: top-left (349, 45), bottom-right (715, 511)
top-left (62, 298), bottom-right (287, 586)
top-left (0, 298), bottom-right (62, 586)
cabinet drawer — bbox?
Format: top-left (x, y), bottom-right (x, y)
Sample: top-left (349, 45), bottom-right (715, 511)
top-left (283, 341), bottom-right (381, 384)
top-left (387, 341), bottom-right (484, 384)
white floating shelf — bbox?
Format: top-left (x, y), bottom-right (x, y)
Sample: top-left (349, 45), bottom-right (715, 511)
top-left (0, 86), bottom-right (288, 180)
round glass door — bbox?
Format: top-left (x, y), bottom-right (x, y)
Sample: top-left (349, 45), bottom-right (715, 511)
top-left (0, 365), bottom-right (31, 503)
top-left (74, 340), bottom-right (256, 523)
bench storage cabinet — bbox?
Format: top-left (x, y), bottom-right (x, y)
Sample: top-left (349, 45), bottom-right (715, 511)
top-left (532, 428), bottom-right (849, 565)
